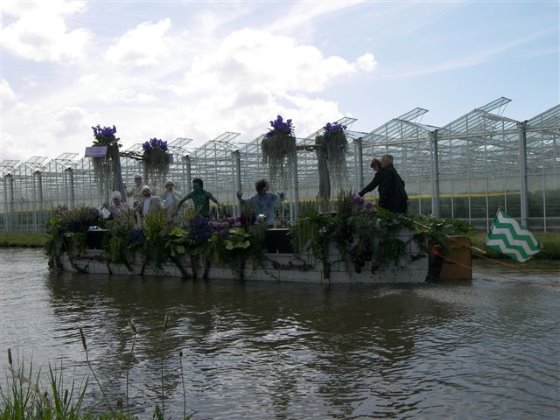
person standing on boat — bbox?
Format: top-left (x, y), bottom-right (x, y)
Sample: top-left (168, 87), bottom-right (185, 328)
top-left (360, 155), bottom-right (408, 213)
top-left (237, 179), bottom-right (285, 226)
top-left (136, 185), bottom-right (163, 220)
top-left (126, 174), bottom-right (144, 209)
top-left (175, 178), bottom-right (219, 218)
top-left (160, 180), bottom-right (181, 221)
top-left (108, 190), bottom-right (129, 219)
top-left (358, 158), bottom-right (383, 200)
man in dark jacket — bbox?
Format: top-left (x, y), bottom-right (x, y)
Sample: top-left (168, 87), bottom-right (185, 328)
top-left (359, 154), bottom-right (408, 213)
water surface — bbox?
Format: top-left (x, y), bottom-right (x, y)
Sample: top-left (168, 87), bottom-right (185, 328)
top-left (1, 249), bottom-right (559, 418)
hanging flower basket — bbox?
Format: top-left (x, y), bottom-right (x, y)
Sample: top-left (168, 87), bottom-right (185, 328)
top-left (261, 115), bottom-right (296, 188)
top-left (143, 138), bottom-right (171, 185)
top-left (91, 125), bottom-right (121, 198)
top-left (315, 121), bottom-right (348, 181)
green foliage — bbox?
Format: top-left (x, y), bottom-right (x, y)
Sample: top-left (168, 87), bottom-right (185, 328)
top-left (315, 132), bottom-right (348, 180)
top-left (212, 225), bottom-right (267, 280)
top-left (0, 232), bottom-right (49, 248)
top-left (104, 213), bottom-right (141, 270)
top-left (142, 210), bottom-right (169, 269)
top-left (0, 358), bottom-right (87, 420)
top-left (291, 191), bottom-right (476, 274)
top-left (223, 228), bottom-right (251, 250)
top-left (165, 227), bottom-right (190, 258)
top-left (261, 133), bottom-right (296, 189)
top-left (45, 206), bottom-right (102, 268)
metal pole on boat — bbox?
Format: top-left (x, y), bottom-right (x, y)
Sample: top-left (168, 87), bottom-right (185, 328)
top-left (33, 171), bottom-right (43, 232)
top-left (65, 167), bottom-right (75, 207)
top-left (184, 155), bottom-right (192, 193)
top-left (3, 174), bottom-right (13, 231)
top-left (355, 137), bottom-right (364, 191)
top-left (292, 150), bottom-right (299, 222)
top-left (233, 150), bottom-right (242, 217)
top-left (429, 130), bottom-right (440, 217)
top-left (518, 121), bottom-right (529, 227)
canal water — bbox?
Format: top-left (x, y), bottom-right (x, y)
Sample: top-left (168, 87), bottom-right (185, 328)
top-left (1, 248), bottom-right (559, 418)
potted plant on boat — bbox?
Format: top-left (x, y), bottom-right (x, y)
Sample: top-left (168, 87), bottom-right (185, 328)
top-left (142, 138), bottom-right (172, 187)
top-left (261, 115), bottom-right (296, 190)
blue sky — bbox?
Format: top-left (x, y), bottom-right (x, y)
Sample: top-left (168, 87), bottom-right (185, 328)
top-left (1, 0), bottom-right (558, 162)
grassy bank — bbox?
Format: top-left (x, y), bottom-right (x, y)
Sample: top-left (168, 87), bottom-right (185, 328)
top-left (0, 232), bottom-right (49, 248)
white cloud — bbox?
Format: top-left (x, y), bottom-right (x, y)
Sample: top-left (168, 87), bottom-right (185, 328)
top-left (356, 53), bottom-right (377, 72)
top-left (166, 28), bottom-right (374, 142)
top-left (106, 19), bottom-right (173, 66)
top-left (265, 0), bottom-right (365, 34)
top-left (3, 6), bottom-right (377, 161)
top-left (0, 79), bottom-right (17, 102)
top-left (180, 29), bottom-right (366, 95)
top-left (1, 0), bottom-right (90, 62)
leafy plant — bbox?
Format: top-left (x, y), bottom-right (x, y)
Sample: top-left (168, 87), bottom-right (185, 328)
top-left (143, 138), bottom-right (171, 186)
top-left (91, 125), bottom-right (125, 201)
top-left (45, 205), bottom-right (102, 268)
top-left (212, 225), bottom-right (267, 281)
top-left (261, 115), bottom-right (296, 189)
top-left (141, 210), bottom-right (169, 272)
top-left (315, 121), bottom-right (348, 184)
top-left (104, 212), bottom-right (142, 271)
top-left (291, 191), bottom-right (474, 275)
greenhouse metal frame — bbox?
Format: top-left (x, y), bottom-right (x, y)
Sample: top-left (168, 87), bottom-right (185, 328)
top-left (1, 97), bottom-right (558, 232)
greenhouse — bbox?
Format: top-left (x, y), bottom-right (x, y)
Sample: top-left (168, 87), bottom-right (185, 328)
top-left (1, 97), bottom-right (559, 232)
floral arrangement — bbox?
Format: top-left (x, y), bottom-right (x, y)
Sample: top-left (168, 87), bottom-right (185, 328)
top-left (261, 115), bottom-right (297, 189)
top-left (315, 121), bottom-right (348, 189)
top-left (46, 192), bottom-right (473, 281)
top-left (91, 125), bottom-right (124, 199)
top-left (143, 137), bottom-right (171, 185)
top-left (92, 125), bottom-right (120, 146)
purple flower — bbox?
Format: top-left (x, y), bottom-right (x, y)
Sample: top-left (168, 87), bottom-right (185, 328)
top-left (143, 137), bottom-right (168, 152)
top-left (353, 195), bottom-right (365, 206)
top-left (189, 217), bottom-right (212, 243)
top-left (365, 201), bottom-right (374, 211)
top-left (323, 121), bottom-right (346, 139)
top-left (266, 115), bottom-right (294, 138)
top-left (92, 125), bottom-right (118, 142)
top-left (130, 229), bottom-right (144, 244)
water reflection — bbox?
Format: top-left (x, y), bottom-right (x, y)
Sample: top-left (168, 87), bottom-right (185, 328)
top-left (1, 249), bottom-right (558, 418)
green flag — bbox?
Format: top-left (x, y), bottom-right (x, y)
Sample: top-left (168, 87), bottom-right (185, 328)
top-left (486, 210), bottom-right (541, 262)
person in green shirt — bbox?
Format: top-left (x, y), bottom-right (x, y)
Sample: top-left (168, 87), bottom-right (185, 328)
top-left (175, 178), bottom-right (219, 217)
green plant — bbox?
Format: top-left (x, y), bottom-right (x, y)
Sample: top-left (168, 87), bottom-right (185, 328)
top-left (141, 210), bottom-right (169, 272)
top-left (261, 115), bottom-right (296, 189)
top-left (291, 191), bottom-right (477, 276)
top-left (104, 212), bottom-right (141, 271)
top-left (0, 350), bottom-right (87, 419)
top-left (91, 125), bottom-right (125, 200)
top-left (315, 121), bottom-right (348, 182)
top-left (212, 225), bottom-right (267, 281)
top-left (45, 206), bottom-right (102, 269)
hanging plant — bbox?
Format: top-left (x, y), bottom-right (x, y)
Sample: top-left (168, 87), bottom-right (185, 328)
top-left (91, 125), bottom-right (122, 199)
top-left (143, 138), bottom-right (171, 185)
top-left (315, 121), bottom-right (348, 182)
top-left (261, 115), bottom-right (296, 189)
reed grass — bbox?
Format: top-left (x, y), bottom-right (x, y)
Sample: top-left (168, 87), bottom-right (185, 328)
top-left (79, 327), bottom-right (115, 416)
top-left (0, 349), bottom-right (87, 419)
top-left (2, 329), bottom-right (194, 418)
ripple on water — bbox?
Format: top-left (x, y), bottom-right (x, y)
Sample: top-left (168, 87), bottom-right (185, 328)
top-left (1, 249), bottom-right (559, 418)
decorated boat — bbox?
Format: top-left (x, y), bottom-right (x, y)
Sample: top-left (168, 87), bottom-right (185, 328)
top-left (47, 194), bottom-right (473, 285)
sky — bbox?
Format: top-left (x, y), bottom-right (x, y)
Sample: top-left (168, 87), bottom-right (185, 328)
top-left (1, 0), bottom-right (558, 163)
